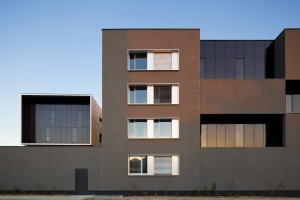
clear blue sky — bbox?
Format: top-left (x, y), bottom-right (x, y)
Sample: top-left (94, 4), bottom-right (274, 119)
top-left (0, 0), bottom-right (299, 146)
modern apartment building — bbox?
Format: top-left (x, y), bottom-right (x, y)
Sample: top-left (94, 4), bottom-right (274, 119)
top-left (0, 28), bottom-right (300, 195)
top-left (102, 28), bottom-right (300, 192)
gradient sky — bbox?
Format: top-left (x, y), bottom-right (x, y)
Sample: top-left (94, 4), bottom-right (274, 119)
top-left (0, 0), bottom-right (299, 146)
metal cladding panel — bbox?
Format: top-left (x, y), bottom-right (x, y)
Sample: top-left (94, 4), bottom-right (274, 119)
top-left (200, 79), bottom-right (285, 114)
top-left (285, 29), bottom-right (300, 79)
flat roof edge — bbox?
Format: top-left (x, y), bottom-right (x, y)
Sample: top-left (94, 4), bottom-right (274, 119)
top-left (201, 39), bottom-right (274, 41)
top-left (102, 28), bottom-right (200, 30)
top-left (21, 93), bottom-right (93, 97)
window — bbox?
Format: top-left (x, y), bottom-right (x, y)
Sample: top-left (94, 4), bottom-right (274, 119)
top-left (154, 119), bottom-right (172, 138)
top-left (128, 155), bottom-right (179, 176)
top-left (128, 119), bottom-right (179, 139)
top-left (78, 111), bottom-right (83, 125)
top-left (128, 50), bottom-right (179, 70)
top-left (129, 120), bottom-right (147, 138)
top-left (50, 110), bottom-right (55, 125)
top-left (46, 128), bottom-right (50, 142)
top-left (128, 84), bottom-right (179, 104)
top-left (129, 156), bottom-right (148, 174)
top-left (154, 156), bottom-right (172, 175)
top-left (129, 86), bottom-right (147, 104)
top-left (236, 59), bottom-right (244, 79)
top-left (130, 53), bottom-right (147, 70)
top-left (72, 128), bottom-right (77, 142)
top-left (153, 53), bottom-right (172, 70)
top-left (201, 124), bottom-right (266, 147)
top-left (200, 40), bottom-right (271, 80)
top-left (286, 95), bottom-right (300, 113)
top-left (154, 86), bottom-right (171, 103)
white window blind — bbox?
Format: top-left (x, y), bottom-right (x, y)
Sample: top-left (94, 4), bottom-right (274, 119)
top-left (154, 156), bottom-right (172, 175)
top-left (153, 53), bottom-right (172, 70)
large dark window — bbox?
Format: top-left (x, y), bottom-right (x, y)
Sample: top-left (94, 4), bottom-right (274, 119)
top-left (201, 114), bottom-right (285, 147)
top-left (201, 124), bottom-right (266, 147)
top-left (22, 96), bottom-right (90, 144)
top-left (154, 86), bottom-right (171, 103)
top-left (200, 40), bottom-right (273, 80)
top-left (286, 80), bottom-right (300, 113)
top-left (129, 156), bottom-right (147, 174)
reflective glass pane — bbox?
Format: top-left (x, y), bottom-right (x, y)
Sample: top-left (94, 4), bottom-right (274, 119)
top-left (135, 86), bottom-right (147, 103)
top-left (216, 41), bottom-right (225, 57)
top-left (130, 54), bottom-right (134, 70)
top-left (62, 128), bottom-right (67, 143)
top-left (201, 125), bottom-right (207, 147)
top-left (135, 54), bottom-right (147, 70)
top-left (207, 124), bottom-right (217, 147)
top-left (50, 128), bottom-right (55, 143)
top-left (130, 157), bottom-right (141, 173)
top-left (236, 59), bottom-right (244, 79)
top-left (206, 41), bottom-right (216, 57)
top-left (235, 124), bottom-right (244, 147)
top-left (293, 95), bottom-right (300, 113)
top-left (245, 41), bottom-right (254, 57)
top-left (255, 57), bottom-right (265, 79)
top-left (135, 120), bottom-right (147, 138)
top-left (236, 41), bottom-right (245, 58)
top-left (216, 58), bottom-right (225, 78)
top-left (76, 128), bottom-right (81, 143)
top-left (217, 124), bottom-right (225, 147)
top-left (245, 58), bottom-right (255, 79)
top-left (255, 124), bottom-right (265, 147)
top-left (244, 124), bottom-right (254, 147)
top-left (225, 124), bottom-right (235, 147)
top-left (206, 58), bottom-right (216, 78)
top-left (226, 41), bottom-right (235, 57)
top-left (82, 128), bottom-right (88, 143)
top-left (142, 157), bottom-right (148, 173)
top-left (255, 41), bottom-right (265, 57)
top-left (226, 58), bottom-right (235, 78)
top-left (55, 128), bottom-right (62, 143)
top-left (155, 120), bottom-right (172, 138)
top-left (129, 120), bottom-right (135, 138)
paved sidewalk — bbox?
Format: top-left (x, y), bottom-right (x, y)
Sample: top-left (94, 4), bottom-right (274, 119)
top-left (0, 195), bottom-right (95, 200)
top-left (1, 196), bottom-right (300, 200)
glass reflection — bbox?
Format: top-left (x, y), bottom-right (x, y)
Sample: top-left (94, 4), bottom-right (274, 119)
top-left (34, 104), bottom-right (90, 144)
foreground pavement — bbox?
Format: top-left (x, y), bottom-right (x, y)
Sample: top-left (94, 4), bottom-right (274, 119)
top-left (1, 196), bottom-right (300, 200)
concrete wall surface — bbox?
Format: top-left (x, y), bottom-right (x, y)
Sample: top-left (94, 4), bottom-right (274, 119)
top-left (0, 147), bottom-right (102, 191)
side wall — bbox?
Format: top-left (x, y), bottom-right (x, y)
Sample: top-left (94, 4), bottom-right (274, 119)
top-left (91, 96), bottom-right (102, 146)
top-left (285, 29), bottom-right (300, 79)
top-left (0, 147), bottom-right (102, 192)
